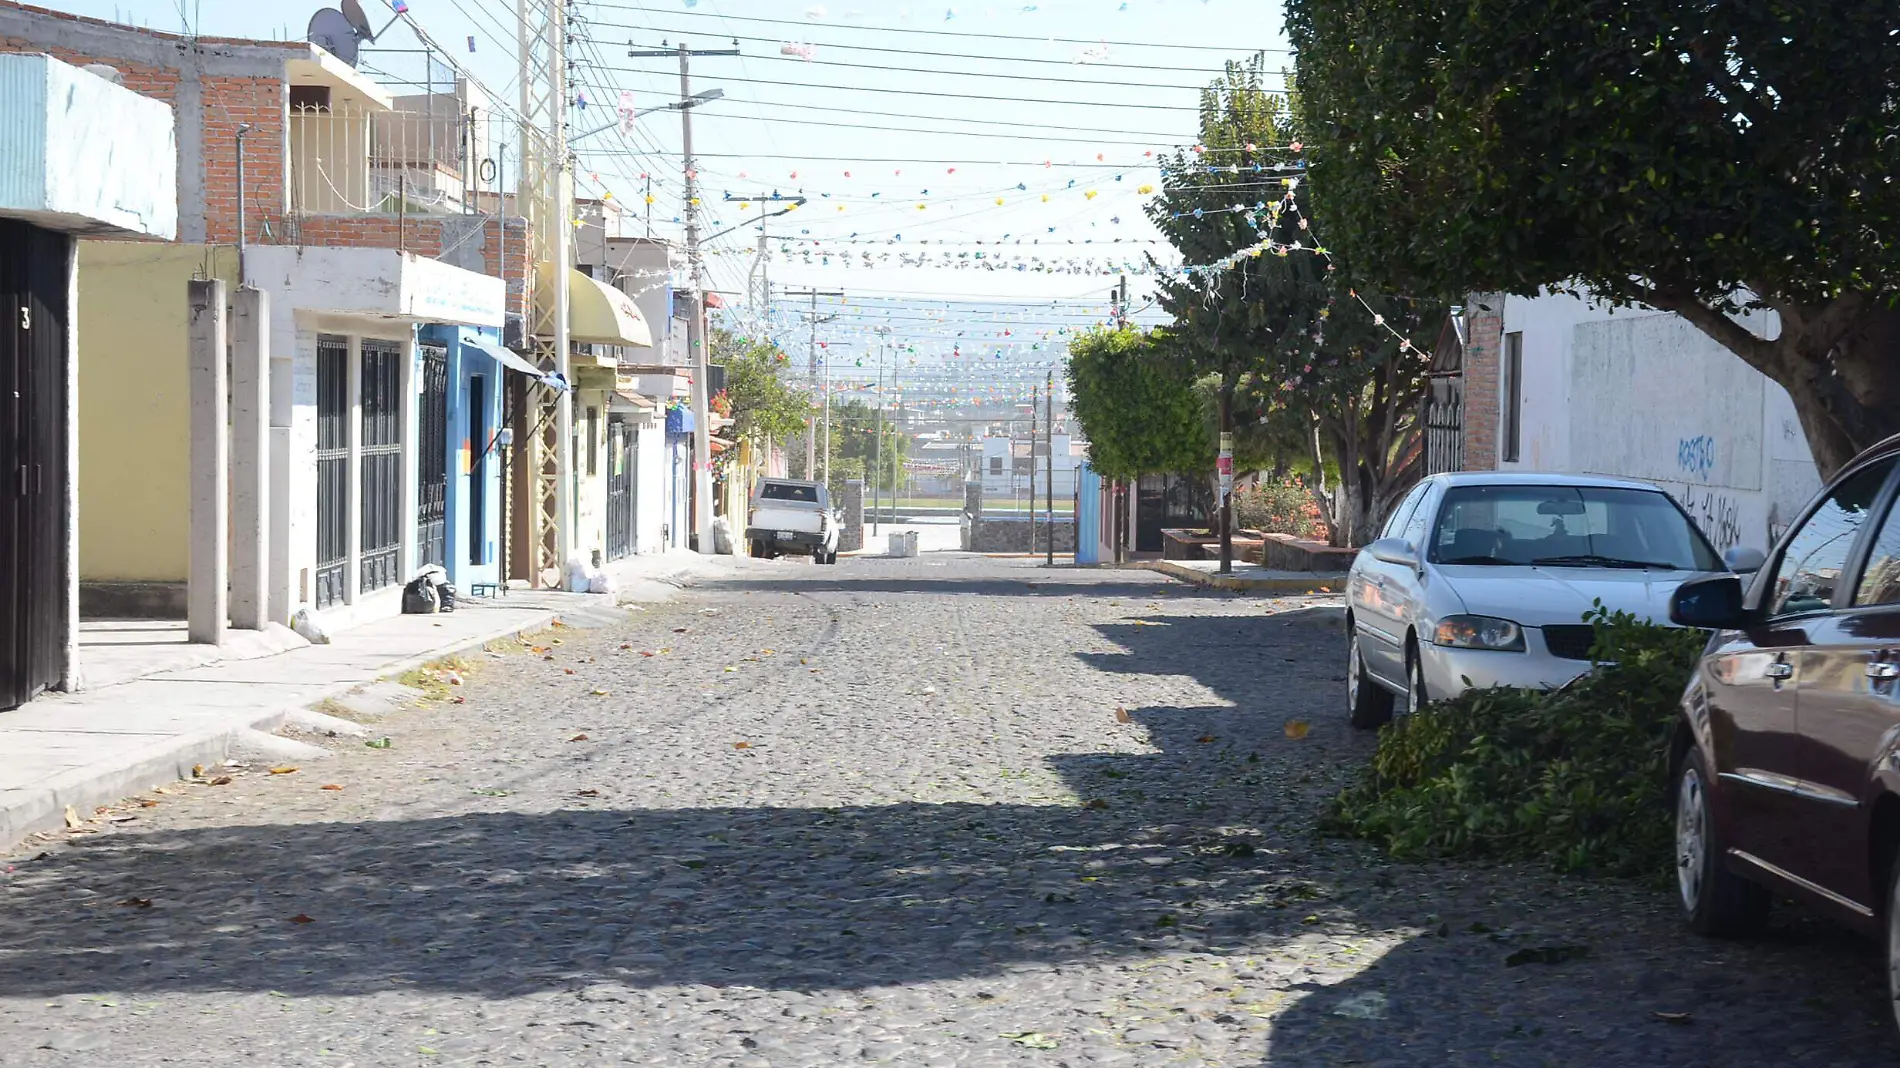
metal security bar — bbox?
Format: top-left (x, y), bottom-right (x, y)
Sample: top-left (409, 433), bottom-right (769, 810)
top-left (359, 341), bottom-right (403, 593)
top-left (314, 337), bottom-right (350, 609)
top-left (416, 345), bottom-right (448, 571)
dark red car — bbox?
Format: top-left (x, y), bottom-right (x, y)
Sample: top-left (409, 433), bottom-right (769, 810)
top-left (1670, 434), bottom-right (1900, 1030)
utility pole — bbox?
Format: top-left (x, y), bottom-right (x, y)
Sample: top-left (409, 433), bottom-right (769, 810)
top-left (1046, 368), bottom-right (1054, 567)
top-left (629, 39), bottom-right (740, 555)
top-left (1028, 383), bottom-right (1038, 559)
top-left (732, 193), bottom-right (802, 340)
top-left (1110, 274), bottom-right (1129, 327)
top-left (517, 0), bottom-right (574, 583)
top-left (783, 287), bottom-right (842, 481)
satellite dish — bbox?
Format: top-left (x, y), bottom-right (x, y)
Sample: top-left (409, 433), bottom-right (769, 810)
top-left (307, 8), bottom-right (360, 67)
top-left (340, 0), bottom-right (377, 41)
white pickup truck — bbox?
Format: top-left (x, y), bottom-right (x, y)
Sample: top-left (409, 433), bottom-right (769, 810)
top-left (745, 478), bottom-right (840, 564)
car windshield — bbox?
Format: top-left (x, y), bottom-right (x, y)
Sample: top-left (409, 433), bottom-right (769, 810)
top-left (1428, 484), bottom-right (1722, 571)
top-left (758, 482), bottom-right (821, 504)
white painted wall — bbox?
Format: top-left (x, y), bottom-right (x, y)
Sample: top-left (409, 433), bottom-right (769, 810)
top-left (1499, 290), bottom-right (1819, 554)
top-left (633, 423), bottom-right (667, 553)
top-left (0, 53), bottom-right (177, 239)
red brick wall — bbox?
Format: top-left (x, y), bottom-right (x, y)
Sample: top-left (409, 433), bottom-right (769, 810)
top-left (1463, 293), bottom-right (1505, 471)
top-left (200, 75), bottom-right (285, 245)
top-left (483, 218), bottom-right (532, 322)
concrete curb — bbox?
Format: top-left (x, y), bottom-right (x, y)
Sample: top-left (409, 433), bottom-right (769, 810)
top-left (1141, 559), bottom-right (1347, 594)
top-left (1, 609), bottom-right (559, 855)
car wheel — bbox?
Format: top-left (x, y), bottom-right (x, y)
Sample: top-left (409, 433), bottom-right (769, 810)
top-left (1674, 747), bottom-right (1769, 936)
top-left (819, 550), bottom-right (837, 565)
top-left (1347, 629), bottom-right (1393, 730)
top-left (1403, 643), bottom-right (1428, 717)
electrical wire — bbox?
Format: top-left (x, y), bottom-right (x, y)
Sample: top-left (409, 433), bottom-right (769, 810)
top-left (584, 2), bottom-right (1290, 53)
top-left (597, 64), bottom-right (1205, 110)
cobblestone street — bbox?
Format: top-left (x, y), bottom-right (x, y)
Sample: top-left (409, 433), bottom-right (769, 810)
top-left (0, 556), bottom-right (1891, 1067)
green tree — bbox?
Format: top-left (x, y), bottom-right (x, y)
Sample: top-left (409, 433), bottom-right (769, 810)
top-left (1287, 0), bottom-right (1900, 478)
top-left (826, 399), bottom-right (907, 496)
top-left (1148, 57), bottom-right (1327, 568)
top-left (710, 328), bottom-right (810, 447)
top-left (1064, 327), bottom-right (1208, 481)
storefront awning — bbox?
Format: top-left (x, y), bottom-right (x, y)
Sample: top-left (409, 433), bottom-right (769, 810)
top-left (466, 338), bottom-right (571, 393)
top-left (536, 264), bottom-right (653, 348)
top-left (610, 389), bottom-right (655, 413)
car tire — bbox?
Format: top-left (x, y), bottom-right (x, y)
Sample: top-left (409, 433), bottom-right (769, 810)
top-left (1347, 628), bottom-right (1393, 730)
top-left (1887, 856), bottom-right (1900, 1038)
top-left (1674, 747), bottom-right (1769, 937)
top-left (818, 550), bottom-right (837, 565)
top-left (1403, 642), bottom-right (1429, 717)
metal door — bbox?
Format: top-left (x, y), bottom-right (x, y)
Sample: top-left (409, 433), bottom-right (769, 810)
top-left (1424, 374), bottom-right (1464, 475)
top-left (359, 340), bottom-right (403, 593)
top-left (416, 344), bottom-right (448, 571)
top-left (314, 337), bottom-right (348, 608)
top-left (0, 221), bottom-right (69, 711)
top-left (605, 417), bottom-right (634, 560)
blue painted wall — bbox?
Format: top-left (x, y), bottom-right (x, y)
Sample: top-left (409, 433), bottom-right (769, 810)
top-left (421, 324), bottom-right (506, 593)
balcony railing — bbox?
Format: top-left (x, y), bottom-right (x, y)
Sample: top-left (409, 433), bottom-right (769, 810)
top-left (290, 102), bottom-right (496, 217)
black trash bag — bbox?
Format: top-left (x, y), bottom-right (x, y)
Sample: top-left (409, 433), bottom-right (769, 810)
top-left (402, 577), bottom-right (440, 614)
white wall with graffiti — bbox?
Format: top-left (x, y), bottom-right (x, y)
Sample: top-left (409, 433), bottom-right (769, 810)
top-left (1495, 290), bottom-right (1820, 557)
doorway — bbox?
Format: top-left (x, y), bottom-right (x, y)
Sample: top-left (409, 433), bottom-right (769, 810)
top-left (0, 220), bottom-right (69, 710)
top-left (416, 343), bottom-right (448, 571)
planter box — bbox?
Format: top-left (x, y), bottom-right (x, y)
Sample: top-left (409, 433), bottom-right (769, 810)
top-left (1258, 532), bottom-right (1360, 573)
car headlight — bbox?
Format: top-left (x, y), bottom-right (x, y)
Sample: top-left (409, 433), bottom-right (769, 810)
top-left (1434, 614), bottom-right (1526, 652)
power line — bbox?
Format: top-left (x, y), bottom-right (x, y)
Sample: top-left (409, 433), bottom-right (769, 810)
top-left (669, 96), bottom-right (1191, 139)
top-left (585, 3), bottom-right (1290, 53)
top-left (600, 64), bottom-right (1205, 111)
top-left (581, 22), bottom-right (1249, 75)
top-left (591, 147), bottom-right (1159, 166)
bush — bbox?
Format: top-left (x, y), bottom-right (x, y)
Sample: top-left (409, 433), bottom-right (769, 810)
top-left (1325, 604), bottom-right (1708, 877)
top-left (1234, 479), bottom-right (1322, 537)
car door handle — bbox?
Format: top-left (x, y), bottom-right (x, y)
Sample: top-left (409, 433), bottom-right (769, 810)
top-left (1765, 662), bottom-right (1794, 680)
top-left (1868, 663), bottom-right (1900, 680)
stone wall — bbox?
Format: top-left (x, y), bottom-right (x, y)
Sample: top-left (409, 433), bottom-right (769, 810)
top-left (837, 480), bottom-right (864, 553)
top-left (967, 515), bottom-right (1077, 553)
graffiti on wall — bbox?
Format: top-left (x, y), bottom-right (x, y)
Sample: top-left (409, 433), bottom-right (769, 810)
top-left (1680, 485), bottom-right (1744, 552)
top-left (1677, 435), bottom-right (1717, 481)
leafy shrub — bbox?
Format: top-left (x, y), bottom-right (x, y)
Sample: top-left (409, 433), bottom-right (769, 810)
top-left (1326, 605), bottom-right (1708, 876)
top-left (1234, 479), bottom-right (1323, 537)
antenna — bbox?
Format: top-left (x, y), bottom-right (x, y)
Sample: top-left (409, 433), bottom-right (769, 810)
top-left (307, 8), bottom-right (361, 66)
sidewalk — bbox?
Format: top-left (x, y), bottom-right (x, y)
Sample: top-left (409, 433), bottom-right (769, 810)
top-left (0, 549), bottom-right (740, 852)
top-left (1143, 557), bottom-right (1348, 594)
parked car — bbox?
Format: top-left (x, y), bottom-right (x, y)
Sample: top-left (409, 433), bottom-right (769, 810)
top-left (1668, 435), bottom-right (1900, 1031)
top-left (746, 478), bottom-right (840, 564)
top-left (1346, 472), bottom-right (1731, 728)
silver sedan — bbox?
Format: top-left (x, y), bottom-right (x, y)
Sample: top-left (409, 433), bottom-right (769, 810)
top-left (1345, 472), bottom-right (1744, 728)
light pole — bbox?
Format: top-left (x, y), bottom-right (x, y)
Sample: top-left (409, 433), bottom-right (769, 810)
top-left (871, 325), bottom-right (892, 536)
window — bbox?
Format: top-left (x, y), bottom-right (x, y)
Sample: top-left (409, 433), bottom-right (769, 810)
top-left (1430, 484), bottom-right (1722, 570)
top-left (1770, 458), bottom-right (1895, 616)
top-left (990, 456), bottom-right (1004, 475)
top-left (1854, 493), bottom-right (1900, 607)
top-left (1382, 483), bottom-right (1430, 540)
top-left (758, 482), bottom-right (820, 503)
top-left (1501, 331), bottom-right (1523, 463)
top-left (586, 406), bottom-right (600, 477)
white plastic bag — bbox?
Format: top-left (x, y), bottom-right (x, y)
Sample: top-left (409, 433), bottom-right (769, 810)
top-left (564, 555), bottom-right (592, 592)
top-left (290, 607), bottom-right (331, 645)
top-left (589, 568), bottom-right (617, 596)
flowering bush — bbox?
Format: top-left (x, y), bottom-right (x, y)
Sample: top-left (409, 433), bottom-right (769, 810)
top-left (1233, 479), bottom-right (1323, 537)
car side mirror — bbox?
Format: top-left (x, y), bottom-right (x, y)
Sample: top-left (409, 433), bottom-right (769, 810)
top-left (1670, 573), bottom-right (1748, 630)
top-left (1723, 545), bottom-right (1767, 575)
top-left (1367, 537), bottom-right (1419, 569)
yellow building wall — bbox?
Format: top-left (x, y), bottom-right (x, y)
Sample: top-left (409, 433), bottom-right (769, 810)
top-left (77, 242), bottom-right (239, 583)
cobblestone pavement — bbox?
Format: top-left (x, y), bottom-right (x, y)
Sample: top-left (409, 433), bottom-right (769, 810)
top-left (0, 554), bottom-right (1891, 1067)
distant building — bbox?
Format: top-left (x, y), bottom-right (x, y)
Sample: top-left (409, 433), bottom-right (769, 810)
top-left (979, 432), bottom-right (1086, 500)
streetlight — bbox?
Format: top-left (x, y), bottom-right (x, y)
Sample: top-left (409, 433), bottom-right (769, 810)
top-left (569, 89), bottom-right (725, 144)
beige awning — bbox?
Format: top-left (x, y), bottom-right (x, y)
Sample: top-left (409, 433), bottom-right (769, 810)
top-left (536, 264), bottom-right (653, 348)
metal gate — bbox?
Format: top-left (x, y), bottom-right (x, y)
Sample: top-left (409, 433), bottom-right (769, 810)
top-left (605, 417), bottom-right (634, 560)
top-left (416, 344), bottom-right (448, 571)
top-left (1424, 374), bottom-right (1465, 476)
top-left (0, 221), bottom-right (69, 710)
top-left (314, 337), bottom-right (349, 608)
top-left (359, 340), bottom-right (403, 593)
